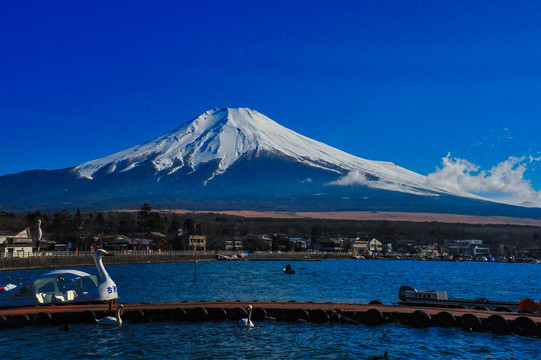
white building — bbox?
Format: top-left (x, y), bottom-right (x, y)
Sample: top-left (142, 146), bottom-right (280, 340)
top-left (369, 238), bottom-right (382, 252)
top-left (0, 228), bottom-right (34, 257)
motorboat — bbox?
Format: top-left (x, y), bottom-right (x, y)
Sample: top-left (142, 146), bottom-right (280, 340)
top-left (0, 249), bottom-right (118, 308)
top-left (215, 254), bottom-right (238, 260)
top-left (215, 252), bottom-right (248, 261)
top-left (397, 286), bottom-right (520, 312)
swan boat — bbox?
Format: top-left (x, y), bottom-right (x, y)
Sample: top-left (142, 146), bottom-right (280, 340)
top-left (0, 249), bottom-right (118, 308)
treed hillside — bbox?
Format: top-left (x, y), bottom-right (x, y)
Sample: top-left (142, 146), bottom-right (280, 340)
top-left (1, 204), bottom-right (540, 251)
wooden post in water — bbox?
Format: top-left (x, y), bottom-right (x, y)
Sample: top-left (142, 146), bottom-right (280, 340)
top-left (194, 250), bottom-right (197, 281)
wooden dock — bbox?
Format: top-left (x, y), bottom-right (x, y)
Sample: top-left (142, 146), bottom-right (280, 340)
top-left (1, 301), bottom-right (539, 336)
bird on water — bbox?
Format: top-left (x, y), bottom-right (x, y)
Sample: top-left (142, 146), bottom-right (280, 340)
top-left (96, 304), bottom-right (124, 326)
top-left (238, 305), bottom-right (254, 328)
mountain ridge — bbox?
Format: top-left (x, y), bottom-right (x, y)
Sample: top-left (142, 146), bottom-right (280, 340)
top-left (1, 107), bottom-right (540, 218)
top-left (73, 108), bottom-right (463, 198)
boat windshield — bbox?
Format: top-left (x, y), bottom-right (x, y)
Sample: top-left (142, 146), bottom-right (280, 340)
top-left (34, 278), bottom-right (59, 293)
top-left (81, 275), bottom-right (98, 293)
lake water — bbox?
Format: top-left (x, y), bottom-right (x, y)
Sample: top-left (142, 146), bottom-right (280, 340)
top-left (1, 259), bottom-right (540, 359)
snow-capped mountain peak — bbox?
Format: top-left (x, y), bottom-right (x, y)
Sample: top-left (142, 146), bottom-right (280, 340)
top-left (6, 107), bottom-right (539, 214)
top-left (73, 107), bottom-right (465, 198)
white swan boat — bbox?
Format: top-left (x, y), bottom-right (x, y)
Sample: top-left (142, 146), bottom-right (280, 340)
top-left (0, 249), bottom-right (118, 308)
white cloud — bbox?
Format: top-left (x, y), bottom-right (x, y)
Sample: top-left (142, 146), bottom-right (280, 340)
top-left (329, 171), bottom-right (372, 186)
top-left (329, 171), bottom-right (436, 196)
top-left (427, 153), bottom-right (541, 207)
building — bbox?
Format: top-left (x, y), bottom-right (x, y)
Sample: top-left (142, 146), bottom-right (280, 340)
top-left (369, 238), bottom-right (382, 252)
top-left (188, 235), bottom-right (207, 251)
top-left (351, 238), bottom-right (369, 253)
top-left (236, 234), bottom-right (273, 251)
top-left (104, 235), bottom-right (132, 250)
top-left (0, 228), bottom-right (34, 258)
top-left (225, 238), bottom-right (243, 251)
top-left (446, 239), bottom-right (490, 257)
top-left (290, 237), bottom-right (309, 251)
top-left (316, 237), bottom-right (343, 252)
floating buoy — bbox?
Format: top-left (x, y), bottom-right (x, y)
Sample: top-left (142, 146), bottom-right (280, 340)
top-left (81, 310), bottom-right (96, 323)
top-left (209, 307), bottom-right (228, 321)
top-left (10, 314), bottom-right (30, 328)
top-left (339, 311), bottom-right (361, 325)
top-left (363, 308), bottom-right (385, 325)
top-left (281, 309), bottom-right (298, 322)
top-left (295, 309), bottom-right (309, 322)
top-left (167, 307), bottom-right (187, 321)
top-left (228, 307), bottom-right (247, 321)
top-left (485, 314), bottom-right (508, 334)
top-left (308, 309), bottom-right (329, 323)
top-left (50, 312), bottom-right (72, 326)
top-left (461, 313), bottom-right (483, 332)
top-left (0, 315), bottom-right (7, 329)
top-left (329, 310), bottom-right (342, 323)
top-left (186, 307), bottom-right (208, 322)
top-left (511, 316), bottom-right (537, 336)
top-left (147, 309), bottom-right (167, 322)
top-left (32, 312), bottom-right (52, 327)
top-left (409, 309), bottom-right (431, 328)
top-left (432, 311), bottom-right (456, 327)
top-left (251, 307), bottom-right (267, 321)
top-left (124, 309), bottom-right (146, 323)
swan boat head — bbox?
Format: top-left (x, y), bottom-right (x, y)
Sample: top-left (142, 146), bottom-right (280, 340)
top-left (89, 249), bottom-right (118, 302)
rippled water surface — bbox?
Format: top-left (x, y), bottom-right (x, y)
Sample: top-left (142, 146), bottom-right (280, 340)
top-left (1, 259), bottom-right (540, 359)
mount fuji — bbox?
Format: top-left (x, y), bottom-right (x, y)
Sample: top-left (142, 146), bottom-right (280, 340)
top-left (1, 108), bottom-right (540, 217)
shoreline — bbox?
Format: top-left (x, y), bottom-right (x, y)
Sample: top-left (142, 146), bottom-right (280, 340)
top-left (0, 252), bottom-right (345, 271)
top-left (0, 252), bottom-right (535, 272)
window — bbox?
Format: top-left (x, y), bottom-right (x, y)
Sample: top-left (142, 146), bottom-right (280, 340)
top-left (16, 284), bottom-right (31, 296)
top-left (36, 281), bottom-right (56, 293)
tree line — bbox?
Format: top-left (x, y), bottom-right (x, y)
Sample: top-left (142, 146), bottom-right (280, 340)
top-left (0, 204), bottom-right (540, 251)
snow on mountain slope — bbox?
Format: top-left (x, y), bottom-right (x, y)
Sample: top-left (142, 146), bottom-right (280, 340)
top-left (73, 108), bottom-right (473, 198)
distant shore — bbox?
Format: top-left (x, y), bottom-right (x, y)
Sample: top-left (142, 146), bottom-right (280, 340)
top-left (0, 252), bottom-right (352, 271)
top-left (1, 251), bottom-right (536, 272)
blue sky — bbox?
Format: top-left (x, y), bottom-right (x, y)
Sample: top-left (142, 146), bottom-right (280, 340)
top-left (1, 1), bottom-right (540, 206)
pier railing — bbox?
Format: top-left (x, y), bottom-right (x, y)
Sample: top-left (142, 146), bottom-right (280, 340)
top-left (0, 250), bottom-right (330, 259)
top-left (0, 250), bottom-right (214, 259)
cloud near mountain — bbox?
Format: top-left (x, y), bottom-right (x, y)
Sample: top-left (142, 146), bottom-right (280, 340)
top-left (426, 153), bottom-right (541, 207)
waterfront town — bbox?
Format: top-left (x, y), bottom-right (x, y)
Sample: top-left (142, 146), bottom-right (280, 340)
top-left (1, 204), bottom-right (540, 263)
